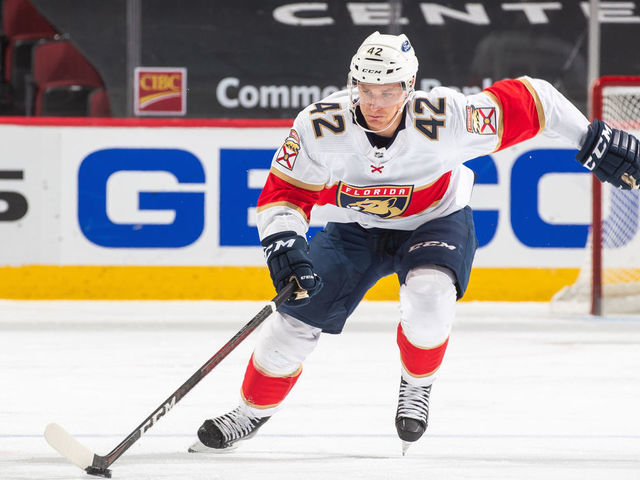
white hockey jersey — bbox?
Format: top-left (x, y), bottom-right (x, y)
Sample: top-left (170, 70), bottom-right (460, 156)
top-left (256, 76), bottom-right (590, 240)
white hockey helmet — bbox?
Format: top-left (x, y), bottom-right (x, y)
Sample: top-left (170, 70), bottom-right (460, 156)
top-left (349, 31), bottom-right (419, 89)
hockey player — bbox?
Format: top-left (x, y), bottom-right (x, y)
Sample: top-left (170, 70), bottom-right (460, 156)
top-left (190, 32), bottom-right (640, 454)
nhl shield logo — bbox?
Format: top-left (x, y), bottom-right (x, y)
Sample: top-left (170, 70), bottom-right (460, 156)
top-left (337, 182), bottom-right (413, 218)
top-left (275, 129), bottom-right (301, 171)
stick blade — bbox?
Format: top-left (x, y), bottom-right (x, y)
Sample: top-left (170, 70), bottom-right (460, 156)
top-left (45, 423), bottom-right (95, 470)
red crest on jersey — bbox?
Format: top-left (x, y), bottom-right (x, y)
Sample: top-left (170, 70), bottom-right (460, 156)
top-left (275, 129), bottom-right (301, 171)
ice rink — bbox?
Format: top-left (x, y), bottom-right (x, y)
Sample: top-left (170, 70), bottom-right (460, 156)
top-left (1, 299), bottom-right (639, 480)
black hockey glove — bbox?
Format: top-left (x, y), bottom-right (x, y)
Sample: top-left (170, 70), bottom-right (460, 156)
top-left (576, 119), bottom-right (640, 189)
top-left (261, 230), bottom-right (322, 306)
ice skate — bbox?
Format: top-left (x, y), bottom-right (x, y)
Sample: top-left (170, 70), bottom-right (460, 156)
top-left (395, 378), bottom-right (431, 455)
top-left (188, 404), bottom-right (270, 453)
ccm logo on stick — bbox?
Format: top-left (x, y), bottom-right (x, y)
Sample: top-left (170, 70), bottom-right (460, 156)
top-left (138, 396), bottom-right (177, 437)
top-left (78, 148), bottom-right (205, 248)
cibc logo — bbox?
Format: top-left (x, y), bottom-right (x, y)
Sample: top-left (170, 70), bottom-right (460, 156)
top-left (78, 148), bottom-right (205, 248)
top-left (135, 67), bottom-right (187, 116)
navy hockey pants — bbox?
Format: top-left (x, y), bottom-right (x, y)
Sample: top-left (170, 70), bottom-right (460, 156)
top-left (278, 206), bottom-right (478, 334)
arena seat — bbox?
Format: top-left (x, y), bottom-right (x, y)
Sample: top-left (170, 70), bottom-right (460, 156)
top-left (2, 0), bottom-right (56, 39)
top-left (2, 0), bottom-right (58, 110)
top-left (87, 88), bottom-right (111, 117)
top-left (31, 40), bottom-right (105, 116)
top-left (38, 84), bottom-right (100, 116)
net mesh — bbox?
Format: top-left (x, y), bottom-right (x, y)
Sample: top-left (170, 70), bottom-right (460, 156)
top-left (552, 80), bottom-right (640, 313)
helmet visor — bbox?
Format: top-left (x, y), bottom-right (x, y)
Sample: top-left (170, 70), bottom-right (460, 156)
top-left (349, 79), bottom-right (408, 110)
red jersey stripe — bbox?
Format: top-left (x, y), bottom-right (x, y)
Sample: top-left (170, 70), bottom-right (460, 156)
top-left (257, 171), bottom-right (321, 222)
top-left (403, 172), bottom-right (451, 216)
top-left (258, 171), bottom-right (450, 221)
top-left (484, 77), bottom-right (545, 151)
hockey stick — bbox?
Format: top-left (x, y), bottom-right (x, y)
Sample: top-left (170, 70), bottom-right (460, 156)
top-left (45, 281), bottom-right (298, 478)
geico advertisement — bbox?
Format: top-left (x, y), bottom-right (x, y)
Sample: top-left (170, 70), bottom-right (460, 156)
top-left (0, 124), bottom-right (594, 267)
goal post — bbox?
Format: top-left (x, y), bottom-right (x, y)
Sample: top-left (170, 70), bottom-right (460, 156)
top-left (593, 76), bottom-right (640, 315)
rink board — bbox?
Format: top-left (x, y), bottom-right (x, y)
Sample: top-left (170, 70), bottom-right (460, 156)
top-left (0, 117), bottom-right (594, 300)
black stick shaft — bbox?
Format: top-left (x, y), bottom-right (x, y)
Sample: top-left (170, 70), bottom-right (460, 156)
top-left (92, 282), bottom-right (296, 471)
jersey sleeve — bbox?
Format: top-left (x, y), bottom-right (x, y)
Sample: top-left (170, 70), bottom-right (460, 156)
top-left (256, 112), bottom-right (330, 241)
top-left (433, 76), bottom-right (590, 162)
top-left (483, 76), bottom-right (589, 150)
top-left (519, 76), bottom-right (590, 148)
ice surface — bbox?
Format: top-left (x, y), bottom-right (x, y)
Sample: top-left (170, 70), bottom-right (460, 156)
top-left (1, 300), bottom-right (639, 479)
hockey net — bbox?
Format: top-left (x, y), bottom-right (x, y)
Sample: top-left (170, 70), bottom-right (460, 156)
top-left (552, 76), bottom-right (640, 314)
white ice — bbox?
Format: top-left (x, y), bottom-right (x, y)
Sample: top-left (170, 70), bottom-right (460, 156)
top-left (1, 300), bottom-right (639, 480)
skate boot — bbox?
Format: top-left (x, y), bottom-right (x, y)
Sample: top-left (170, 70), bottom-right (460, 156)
top-left (395, 377), bottom-right (431, 455)
top-left (188, 404), bottom-right (270, 453)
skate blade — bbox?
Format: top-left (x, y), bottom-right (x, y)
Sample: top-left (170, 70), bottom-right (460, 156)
top-left (401, 441), bottom-right (412, 456)
top-left (188, 440), bottom-right (238, 454)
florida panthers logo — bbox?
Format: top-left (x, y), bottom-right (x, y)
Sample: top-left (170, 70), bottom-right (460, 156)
top-left (276, 129), bottom-right (301, 171)
top-left (337, 182), bottom-right (413, 218)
